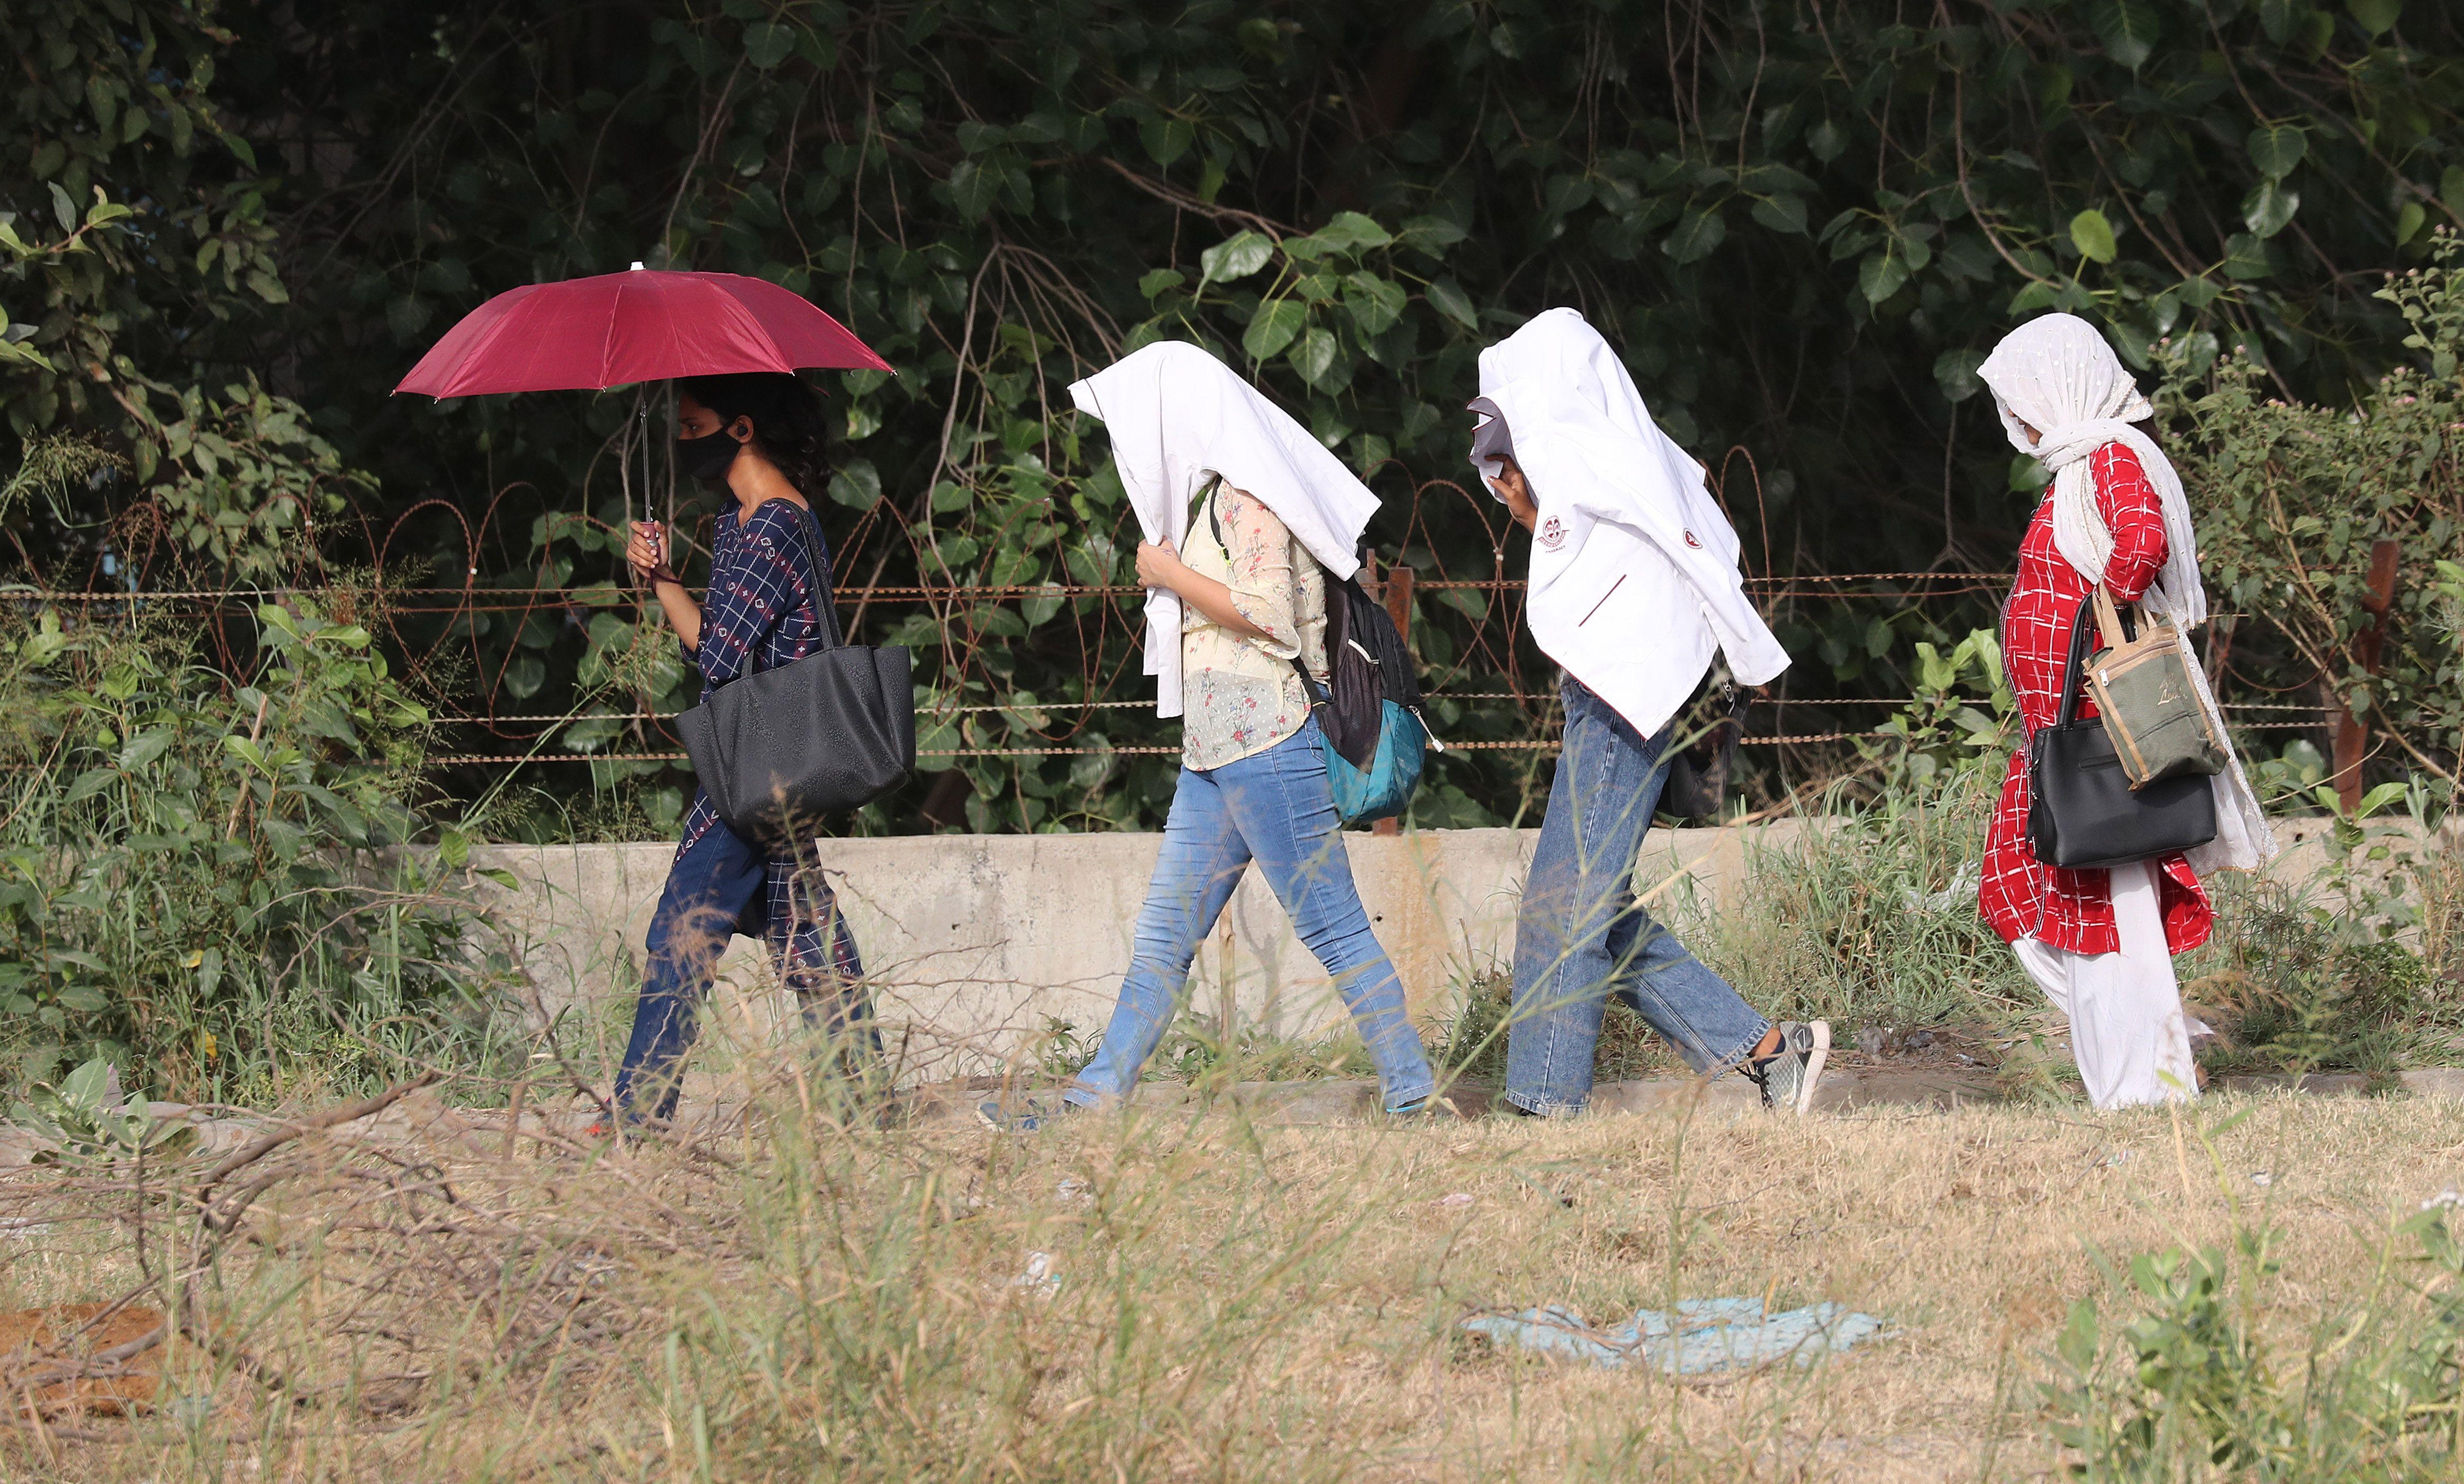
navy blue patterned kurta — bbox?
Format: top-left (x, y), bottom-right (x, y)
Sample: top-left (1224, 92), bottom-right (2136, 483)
top-left (675, 497), bottom-right (859, 992)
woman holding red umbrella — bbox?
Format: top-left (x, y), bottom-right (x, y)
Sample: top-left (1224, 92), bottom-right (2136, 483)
top-left (614, 372), bottom-right (874, 1127)
top-left (396, 265), bottom-right (896, 1128)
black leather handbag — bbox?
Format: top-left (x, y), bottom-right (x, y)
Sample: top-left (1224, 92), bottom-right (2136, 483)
top-left (675, 501), bottom-right (915, 845)
top-left (2027, 594), bottom-right (2215, 870)
top-left (1663, 679), bottom-right (1749, 820)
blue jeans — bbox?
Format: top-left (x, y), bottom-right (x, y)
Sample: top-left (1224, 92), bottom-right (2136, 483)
top-left (613, 817), bottom-right (873, 1124)
top-left (1504, 676), bottom-right (1769, 1115)
top-left (1067, 717), bottom-right (1437, 1112)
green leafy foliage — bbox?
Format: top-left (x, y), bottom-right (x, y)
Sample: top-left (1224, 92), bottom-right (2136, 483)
top-left (6, 1055), bottom-right (194, 1164)
top-left (2046, 1201), bottom-right (2464, 1479)
top-left (2157, 239), bottom-right (2464, 805)
top-left (0, 597), bottom-right (518, 1101)
top-left (7, 0), bottom-right (2464, 836)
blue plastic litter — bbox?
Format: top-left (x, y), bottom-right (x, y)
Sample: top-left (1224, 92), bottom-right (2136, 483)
top-left (1461, 1296), bottom-right (1892, 1375)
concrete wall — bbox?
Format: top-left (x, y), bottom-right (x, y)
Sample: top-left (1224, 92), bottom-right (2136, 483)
top-left (465, 814), bottom-right (2438, 1082)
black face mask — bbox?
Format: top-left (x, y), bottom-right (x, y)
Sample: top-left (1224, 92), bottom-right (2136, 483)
top-left (677, 429), bottom-right (742, 483)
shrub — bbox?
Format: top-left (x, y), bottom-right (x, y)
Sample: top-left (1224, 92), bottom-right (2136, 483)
top-left (0, 598), bottom-right (520, 1101)
top-left (2044, 1201), bottom-right (2464, 1480)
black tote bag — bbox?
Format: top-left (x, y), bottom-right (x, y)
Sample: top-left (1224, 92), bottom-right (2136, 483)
top-left (2027, 594), bottom-right (2215, 870)
top-left (675, 501), bottom-right (914, 845)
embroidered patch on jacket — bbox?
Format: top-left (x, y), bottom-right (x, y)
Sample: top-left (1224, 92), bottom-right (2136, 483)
top-left (1683, 530), bottom-right (1703, 549)
top-left (1537, 516), bottom-right (1566, 551)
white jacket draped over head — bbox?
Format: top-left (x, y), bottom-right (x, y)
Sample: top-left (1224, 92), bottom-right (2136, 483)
top-left (1975, 312), bottom-right (2274, 874)
top-left (1068, 340), bottom-right (1377, 718)
top-left (1470, 307), bottom-right (1789, 737)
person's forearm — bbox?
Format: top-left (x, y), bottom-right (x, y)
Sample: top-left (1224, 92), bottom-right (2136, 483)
top-left (650, 576), bottom-right (703, 651)
top-left (1159, 565), bottom-right (1275, 643)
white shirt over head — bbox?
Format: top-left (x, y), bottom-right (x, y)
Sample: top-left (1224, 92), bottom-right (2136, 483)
top-left (1469, 307), bottom-right (1789, 738)
top-left (1068, 341), bottom-right (1376, 718)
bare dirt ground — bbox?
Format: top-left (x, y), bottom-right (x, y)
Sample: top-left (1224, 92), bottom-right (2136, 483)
top-left (4, 1082), bottom-right (2460, 1481)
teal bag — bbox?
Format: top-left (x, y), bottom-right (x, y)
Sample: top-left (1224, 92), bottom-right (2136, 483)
top-left (1320, 697), bottom-right (1427, 823)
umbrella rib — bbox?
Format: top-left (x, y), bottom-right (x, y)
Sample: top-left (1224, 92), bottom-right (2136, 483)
top-left (601, 275), bottom-right (628, 389)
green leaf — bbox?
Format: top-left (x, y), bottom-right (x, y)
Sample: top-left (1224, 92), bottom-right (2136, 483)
top-left (1288, 326), bottom-right (1337, 387)
top-left (742, 21), bottom-right (796, 69)
top-left (1805, 119), bottom-right (1848, 163)
top-left (2091, 0), bottom-right (2161, 70)
top-left (2222, 232), bottom-right (2272, 280)
top-left (1242, 298), bottom-right (1306, 360)
top-left (828, 459), bottom-right (883, 510)
top-left (2398, 201), bottom-right (2427, 245)
top-left (1311, 211), bottom-right (1393, 253)
top-left (1426, 278), bottom-right (1480, 331)
top-left (2348, 0), bottom-right (2403, 36)
top-left (504, 655), bottom-right (546, 700)
top-left (1198, 230), bottom-right (1273, 285)
top-left (1138, 268), bottom-right (1186, 300)
top-left (1662, 208), bottom-right (1726, 264)
top-left (118, 728), bottom-right (175, 771)
top-left (1396, 216), bottom-right (1468, 256)
top-left (2442, 166), bottom-right (2464, 220)
top-left (2242, 180), bottom-right (2299, 238)
top-left (949, 159), bottom-right (999, 219)
top-left (1859, 252), bottom-right (1910, 304)
top-left (1934, 349), bottom-right (1988, 403)
top-left (2069, 209), bottom-right (2119, 264)
top-left (1342, 272), bottom-right (1406, 336)
top-left (1749, 195), bottom-right (1808, 235)
top-left (1139, 117), bottom-right (1195, 168)
top-left (2245, 123), bottom-right (2308, 180)
top-left (61, 768), bottom-right (117, 806)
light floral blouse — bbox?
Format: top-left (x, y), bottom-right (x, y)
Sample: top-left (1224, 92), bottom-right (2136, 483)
top-left (1180, 484), bottom-right (1328, 771)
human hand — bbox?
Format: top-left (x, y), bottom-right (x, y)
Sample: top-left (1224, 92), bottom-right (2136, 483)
top-left (1134, 539), bottom-right (1184, 591)
top-left (626, 521), bottom-right (674, 583)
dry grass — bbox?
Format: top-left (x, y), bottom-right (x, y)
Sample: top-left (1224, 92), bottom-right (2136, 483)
top-left (5, 1076), bottom-right (2464, 1482)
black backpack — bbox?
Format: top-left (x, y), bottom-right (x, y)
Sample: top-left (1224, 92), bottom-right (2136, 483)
top-left (1202, 483), bottom-right (1437, 818)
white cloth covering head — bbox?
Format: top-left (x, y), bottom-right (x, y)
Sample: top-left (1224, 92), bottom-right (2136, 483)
top-left (1978, 313), bottom-right (2274, 873)
top-left (1468, 308), bottom-right (1789, 737)
top-left (1068, 340), bottom-right (1376, 718)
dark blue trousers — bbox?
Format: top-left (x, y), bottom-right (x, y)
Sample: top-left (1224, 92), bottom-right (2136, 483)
top-left (612, 818), bottom-right (872, 1124)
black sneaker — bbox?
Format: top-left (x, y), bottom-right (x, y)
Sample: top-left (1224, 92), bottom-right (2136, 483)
top-left (1754, 1021), bottom-right (1830, 1115)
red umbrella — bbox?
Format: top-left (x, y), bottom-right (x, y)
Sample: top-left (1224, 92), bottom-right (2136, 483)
top-left (394, 266), bottom-right (890, 398)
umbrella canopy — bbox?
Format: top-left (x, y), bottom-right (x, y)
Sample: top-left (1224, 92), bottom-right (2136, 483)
top-left (394, 267), bottom-right (890, 398)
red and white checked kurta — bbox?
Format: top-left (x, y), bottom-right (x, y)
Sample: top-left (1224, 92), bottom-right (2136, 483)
top-left (1979, 443), bottom-right (2212, 955)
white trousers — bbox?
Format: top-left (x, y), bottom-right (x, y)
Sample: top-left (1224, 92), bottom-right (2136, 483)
top-left (2011, 859), bottom-right (2198, 1110)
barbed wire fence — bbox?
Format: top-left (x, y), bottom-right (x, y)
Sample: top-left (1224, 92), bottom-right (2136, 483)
top-left (6, 472), bottom-right (2351, 798)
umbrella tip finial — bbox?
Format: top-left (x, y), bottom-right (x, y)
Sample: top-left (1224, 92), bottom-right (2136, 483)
top-left (630, 261), bottom-right (646, 271)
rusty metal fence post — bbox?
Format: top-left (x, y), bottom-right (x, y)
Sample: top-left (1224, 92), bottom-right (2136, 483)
top-left (1372, 562), bottom-right (1415, 837)
top-left (2332, 537), bottom-right (2403, 814)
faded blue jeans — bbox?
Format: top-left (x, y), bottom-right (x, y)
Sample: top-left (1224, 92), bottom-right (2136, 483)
top-left (1504, 676), bottom-right (1770, 1115)
top-left (1067, 716), bottom-right (1437, 1112)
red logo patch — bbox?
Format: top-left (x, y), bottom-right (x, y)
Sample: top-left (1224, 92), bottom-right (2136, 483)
top-left (1683, 530), bottom-right (1703, 549)
top-left (1537, 516), bottom-right (1566, 551)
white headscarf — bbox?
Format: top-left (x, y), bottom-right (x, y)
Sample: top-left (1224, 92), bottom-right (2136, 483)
top-left (1069, 340), bottom-right (1376, 718)
top-left (1978, 313), bottom-right (2274, 872)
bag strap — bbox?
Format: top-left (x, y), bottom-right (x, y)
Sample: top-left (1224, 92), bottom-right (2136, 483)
top-left (772, 497), bottom-right (847, 652)
top-left (2090, 584), bottom-right (2140, 650)
top-left (2055, 594), bottom-right (2098, 730)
